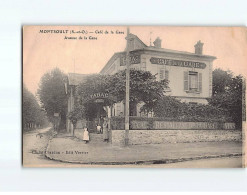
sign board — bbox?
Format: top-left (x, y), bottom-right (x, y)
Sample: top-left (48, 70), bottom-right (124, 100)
top-left (90, 93), bottom-right (109, 99)
top-left (95, 99), bottom-right (105, 103)
top-left (150, 57), bottom-right (206, 69)
top-left (120, 54), bottom-right (141, 66)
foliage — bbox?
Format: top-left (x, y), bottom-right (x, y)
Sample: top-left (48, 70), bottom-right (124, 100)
top-left (149, 68), bottom-right (243, 129)
top-left (146, 96), bottom-right (183, 118)
top-left (212, 68), bottom-right (233, 95)
top-left (37, 68), bottom-right (67, 129)
top-left (107, 69), bottom-right (168, 112)
top-left (23, 85), bottom-right (48, 131)
top-left (67, 104), bottom-right (85, 127)
top-left (75, 74), bottom-right (113, 120)
top-left (152, 96), bottom-right (231, 123)
top-left (74, 69), bottom-right (168, 122)
top-left (76, 74), bottom-right (114, 106)
top-left (209, 69), bottom-right (243, 128)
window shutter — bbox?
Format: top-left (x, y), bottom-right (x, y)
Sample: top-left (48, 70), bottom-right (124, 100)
top-left (184, 71), bottom-right (189, 91)
top-left (141, 59), bottom-right (146, 71)
top-left (165, 70), bottom-right (169, 81)
top-left (159, 69), bottom-right (164, 80)
top-left (199, 73), bottom-right (202, 92)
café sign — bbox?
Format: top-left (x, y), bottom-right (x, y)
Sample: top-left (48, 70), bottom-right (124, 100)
top-left (120, 54), bottom-right (141, 66)
top-left (95, 99), bottom-right (105, 103)
top-left (90, 93), bottom-right (109, 99)
top-left (150, 57), bottom-right (206, 69)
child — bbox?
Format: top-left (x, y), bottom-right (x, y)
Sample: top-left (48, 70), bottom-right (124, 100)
top-left (83, 127), bottom-right (89, 144)
top-left (96, 124), bottom-right (102, 134)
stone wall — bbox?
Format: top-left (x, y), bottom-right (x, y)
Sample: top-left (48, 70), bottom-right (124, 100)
top-left (112, 119), bottom-right (236, 130)
top-left (111, 129), bottom-right (242, 146)
top-left (153, 121), bottom-right (235, 130)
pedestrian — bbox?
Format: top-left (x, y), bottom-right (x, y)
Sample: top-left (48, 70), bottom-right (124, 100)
top-left (96, 124), bottom-right (102, 134)
top-left (83, 127), bottom-right (89, 144)
top-left (103, 118), bottom-right (109, 142)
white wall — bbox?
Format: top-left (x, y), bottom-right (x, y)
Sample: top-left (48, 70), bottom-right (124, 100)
top-left (143, 53), bottom-right (212, 100)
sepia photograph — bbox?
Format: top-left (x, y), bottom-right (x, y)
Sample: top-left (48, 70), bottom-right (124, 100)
top-left (22, 26), bottom-right (246, 168)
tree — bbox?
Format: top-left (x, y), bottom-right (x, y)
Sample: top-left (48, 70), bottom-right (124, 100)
top-left (107, 69), bottom-right (168, 114)
top-left (212, 68), bottom-right (233, 95)
top-left (209, 69), bottom-right (243, 128)
top-left (73, 69), bottom-right (168, 122)
top-left (67, 104), bottom-right (86, 130)
top-left (75, 74), bottom-right (114, 121)
top-left (23, 85), bottom-right (48, 131)
top-left (37, 68), bottom-right (67, 130)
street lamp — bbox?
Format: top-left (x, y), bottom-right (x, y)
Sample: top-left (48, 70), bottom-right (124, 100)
top-left (125, 27), bottom-right (130, 146)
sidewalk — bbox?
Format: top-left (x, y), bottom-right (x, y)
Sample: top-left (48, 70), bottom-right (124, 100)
top-left (45, 135), bottom-right (242, 165)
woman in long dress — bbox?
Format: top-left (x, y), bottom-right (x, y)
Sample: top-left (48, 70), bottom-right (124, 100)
top-left (83, 127), bottom-right (89, 144)
top-left (103, 119), bottom-right (109, 142)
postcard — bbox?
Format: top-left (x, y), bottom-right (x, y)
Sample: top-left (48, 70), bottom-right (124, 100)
top-left (22, 26), bottom-right (246, 167)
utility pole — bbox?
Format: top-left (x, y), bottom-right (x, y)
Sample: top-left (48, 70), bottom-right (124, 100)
top-left (125, 27), bottom-right (130, 146)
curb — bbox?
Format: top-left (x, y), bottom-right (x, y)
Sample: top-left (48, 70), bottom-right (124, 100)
top-left (45, 151), bottom-right (242, 165)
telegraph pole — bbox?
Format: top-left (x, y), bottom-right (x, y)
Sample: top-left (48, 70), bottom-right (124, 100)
top-left (125, 27), bottom-right (130, 146)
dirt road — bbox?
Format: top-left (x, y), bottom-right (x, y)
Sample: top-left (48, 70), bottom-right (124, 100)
top-left (22, 127), bottom-right (62, 166)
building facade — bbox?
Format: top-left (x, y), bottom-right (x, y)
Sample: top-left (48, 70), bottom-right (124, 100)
top-left (65, 73), bottom-right (88, 133)
top-left (100, 33), bottom-right (216, 117)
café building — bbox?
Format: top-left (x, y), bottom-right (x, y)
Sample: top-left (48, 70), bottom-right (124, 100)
top-left (100, 32), bottom-right (216, 117)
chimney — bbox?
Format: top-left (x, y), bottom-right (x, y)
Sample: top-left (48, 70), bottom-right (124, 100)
top-left (194, 40), bottom-right (204, 55)
top-left (153, 37), bottom-right (162, 48)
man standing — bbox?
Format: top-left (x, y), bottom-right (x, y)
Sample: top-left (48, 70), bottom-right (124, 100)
top-left (103, 118), bottom-right (109, 142)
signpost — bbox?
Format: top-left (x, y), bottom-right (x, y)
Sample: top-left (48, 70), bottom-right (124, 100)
top-left (125, 27), bottom-right (130, 146)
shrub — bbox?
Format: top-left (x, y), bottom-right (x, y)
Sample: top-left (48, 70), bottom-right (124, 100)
top-left (153, 96), bottom-right (232, 123)
top-left (110, 96), bottom-right (233, 130)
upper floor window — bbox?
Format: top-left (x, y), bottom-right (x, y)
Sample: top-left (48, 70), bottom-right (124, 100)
top-left (159, 68), bottom-right (169, 81)
top-left (189, 71), bottom-right (198, 90)
top-left (184, 71), bottom-right (202, 93)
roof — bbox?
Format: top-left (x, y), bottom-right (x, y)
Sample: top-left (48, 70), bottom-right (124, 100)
top-left (67, 73), bottom-right (89, 86)
top-left (127, 33), bottom-right (147, 48)
top-left (99, 52), bottom-right (124, 74)
top-left (144, 46), bottom-right (216, 59)
top-left (100, 33), bottom-right (216, 73)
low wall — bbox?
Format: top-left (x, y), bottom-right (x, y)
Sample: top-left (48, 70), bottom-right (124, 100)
top-left (153, 121), bottom-right (235, 130)
top-left (112, 119), bottom-right (235, 130)
top-left (111, 129), bottom-right (242, 146)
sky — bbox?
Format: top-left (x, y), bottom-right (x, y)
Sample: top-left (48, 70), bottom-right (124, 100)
top-left (23, 26), bottom-right (247, 94)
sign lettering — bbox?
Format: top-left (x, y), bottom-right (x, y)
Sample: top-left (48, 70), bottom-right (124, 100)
top-left (90, 93), bottom-right (109, 99)
top-left (120, 54), bottom-right (141, 66)
top-left (150, 57), bottom-right (206, 69)
top-left (95, 99), bottom-right (105, 103)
